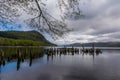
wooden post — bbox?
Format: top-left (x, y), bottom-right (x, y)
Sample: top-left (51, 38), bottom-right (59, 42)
top-left (0, 49), bottom-right (5, 66)
top-left (29, 49), bottom-right (32, 67)
top-left (17, 49), bottom-right (21, 71)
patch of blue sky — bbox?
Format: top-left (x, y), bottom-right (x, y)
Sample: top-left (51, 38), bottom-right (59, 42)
top-left (0, 21), bottom-right (22, 31)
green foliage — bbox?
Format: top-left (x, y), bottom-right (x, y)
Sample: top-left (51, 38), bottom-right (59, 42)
top-left (0, 38), bottom-right (53, 46)
top-left (0, 31), bottom-right (48, 42)
top-left (0, 31), bottom-right (55, 46)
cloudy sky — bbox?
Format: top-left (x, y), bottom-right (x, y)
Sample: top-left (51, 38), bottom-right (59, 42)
top-left (0, 0), bottom-right (120, 45)
top-left (51, 0), bottom-right (120, 45)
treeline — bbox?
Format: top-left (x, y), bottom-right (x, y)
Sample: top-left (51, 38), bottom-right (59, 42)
top-left (0, 38), bottom-right (53, 46)
top-left (0, 31), bottom-right (49, 43)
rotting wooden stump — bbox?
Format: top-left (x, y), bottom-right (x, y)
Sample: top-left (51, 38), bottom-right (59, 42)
top-left (0, 49), bottom-right (5, 66)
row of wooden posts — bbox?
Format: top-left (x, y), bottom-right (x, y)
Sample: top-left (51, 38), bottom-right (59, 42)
top-left (45, 46), bottom-right (102, 56)
top-left (0, 49), bottom-right (43, 70)
top-left (0, 46), bottom-right (102, 70)
top-left (45, 47), bottom-right (79, 56)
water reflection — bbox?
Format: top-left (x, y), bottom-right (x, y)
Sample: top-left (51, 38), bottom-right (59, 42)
top-left (0, 47), bottom-right (44, 71)
top-left (1, 47), bottom-right (120, 80)
top-left (45, 47), bottom-right (102, 67)
top-left (0, 47), bottom-right (102, 71)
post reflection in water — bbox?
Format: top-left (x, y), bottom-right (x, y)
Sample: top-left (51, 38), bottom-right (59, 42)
top-left (29, 49), bottom-right (33, 67)
top-left (17, 57), bottom-right (20, 71)
top-left (0, 47), bottom-right (44, 71)
top-left (0, 47), bottom-right (102, 71)
top-left (2, 47), bottom-right (120, 80)
top-left (45, 47), bottom-right (102, 63)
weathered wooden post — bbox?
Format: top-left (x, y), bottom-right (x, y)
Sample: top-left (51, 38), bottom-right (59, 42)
top-left (81, 44), bottom-right (85, 54)
top-left (17, 49), bottom-right (21, 71)
top-left (92, 44), bottom-right (95, 53)
top-left (0, 49), bottom-right (5, 66)
top-left (29, 49), bottom-right (32, 67)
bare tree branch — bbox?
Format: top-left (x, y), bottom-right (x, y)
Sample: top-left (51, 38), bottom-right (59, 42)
top-left (0, 0), bottom-right (82, 38)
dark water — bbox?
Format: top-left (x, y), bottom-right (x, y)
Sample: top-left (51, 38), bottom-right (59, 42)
top-left (1, 47), bottom-right (120, 80)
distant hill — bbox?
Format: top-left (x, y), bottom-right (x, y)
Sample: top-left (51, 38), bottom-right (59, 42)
top-left (0, 31), bottom-right (54, 46)
top-left (67, 42), bottom-right (120, 47)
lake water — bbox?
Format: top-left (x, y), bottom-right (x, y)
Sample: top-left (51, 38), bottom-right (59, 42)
top-left (1, 47), bottom-right (120, 80)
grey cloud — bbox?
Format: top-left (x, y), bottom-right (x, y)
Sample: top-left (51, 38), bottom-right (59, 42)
top-left (54, 0), bottom-right (120, 44)
top-left (4, 0), bottom-right (119, 44)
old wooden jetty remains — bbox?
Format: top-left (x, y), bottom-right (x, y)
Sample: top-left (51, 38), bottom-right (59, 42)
top-left (0, 48), bottom-right (44, 70)
top-left (81, 44), bottom-right (102, 54)
top-left (45, 45), bottom-right (102, 56)
top-left (45, 47), bottom-right (80, 56)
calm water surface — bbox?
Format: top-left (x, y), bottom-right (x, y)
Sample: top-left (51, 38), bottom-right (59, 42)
top-left (1, 48), bottom-right (120, 80)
